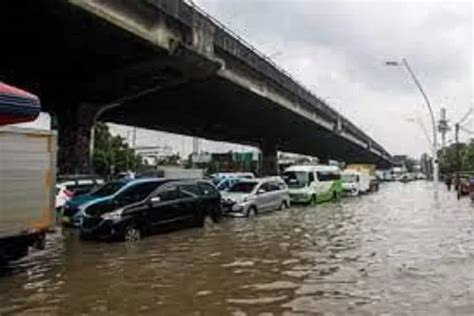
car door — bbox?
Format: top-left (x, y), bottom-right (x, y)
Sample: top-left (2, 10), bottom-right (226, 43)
top-left (266, 182), bottom-right (281, 210)
top-left (149, 183), bottom-right (180, 228)
top-left (176, 182), bottom-right (201, 221)
top-left (255, 182), bottom-right (272, 212)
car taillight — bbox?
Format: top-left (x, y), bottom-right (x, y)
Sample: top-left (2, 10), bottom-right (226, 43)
top-left (64, 190), bottom-right (74, 198)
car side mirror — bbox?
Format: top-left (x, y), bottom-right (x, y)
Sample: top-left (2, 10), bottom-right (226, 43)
top-left (257, 189), bottom-right (266, 195)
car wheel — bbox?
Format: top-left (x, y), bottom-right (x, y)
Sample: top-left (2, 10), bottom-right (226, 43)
top-left (194, 212), bottom-right (206, 227)
top-left (124, 225), bottom-right (141, 243)
top-left (279, 201), bottom-right (288, 210)
top-left (309, 195), bottom-right (317, 206)
top-left (247, 206), bottom-right (257, 218)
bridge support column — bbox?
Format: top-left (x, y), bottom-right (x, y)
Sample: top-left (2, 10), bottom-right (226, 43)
top-left (55, 104), bottom-right (97, 175)
top-left (259, 140), bottom-right (279, 176)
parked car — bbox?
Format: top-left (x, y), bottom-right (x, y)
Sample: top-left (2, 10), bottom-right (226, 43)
top-left (457, 175), bottom-right (470, 199)
top-left (282, 165), bottom-right (342, 204)
top-left (210, 172), bottom-right (255, 191)
top-left (221, 177), bottom-right (290, 217)
top-left (56, 176), bottom-right (104, 211)
top-left (62, 179), bottom-right (131, 227)
top-left (79, 179), bottom-right (221, 241)
top-left (57, 175), bottom-right (104, 196)
top-left (369, 176), bottom-right (380, 192)
top-left (55, 184), bottom-right (74, 211)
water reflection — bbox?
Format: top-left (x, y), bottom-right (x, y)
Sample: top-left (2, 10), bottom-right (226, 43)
top-left (1, 182), bottom-right (473, 315)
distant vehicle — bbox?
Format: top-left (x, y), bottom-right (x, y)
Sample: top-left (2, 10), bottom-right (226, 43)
top-left (62, 179), bottom-right (131, 227)
top-left (457, 175), bottom-right (470, 198)
top-left (341, 170), bottom-right (361, 196)
top-left (345, 168), bottom-right (371, 193)
top-left (0, 126), bottom-right (56, 263)
top-left (282, 165), bottom-right (342, 204)
top-left (369, 176), bottom-right (380, 192)
top-left (211, 172), bottom-right (255, 183)
top-left (55, 176), bottom-right (105, 210)
top-left (399, 174), bottom-right (410, 183)
top-left (416, 173), bottom-right (427, 180)
top-left (221, 177), bottom-right (290, 217)
top-left (79, 179), bottom-right (221, 241)
top-left (211, 172), bottom-right (255, 191)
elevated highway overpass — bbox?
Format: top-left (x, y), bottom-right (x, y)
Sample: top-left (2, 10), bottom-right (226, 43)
top-left (0, 0), bottom-right (392, 174)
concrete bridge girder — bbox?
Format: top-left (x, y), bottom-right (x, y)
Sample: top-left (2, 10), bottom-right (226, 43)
top-left (0, 0), bottom-right (392, 175)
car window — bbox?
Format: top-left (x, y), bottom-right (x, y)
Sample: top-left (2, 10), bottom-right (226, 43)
top-left (179, 184), bottom-right (200, 197)
top-left (116, 182), bottom-right (159, 204)
top-left (156, 185), bottom-right (180, 202)
top-left (198, 182), bottom-right (219, 197)
top-left (229, 182), bottom-right (257, 193)
top-left (217, 179), bottom-right (231, 190)
top-left (259, 183), bottom-right (273, 192)
top-left (317, 171), bottom-right (340, 181)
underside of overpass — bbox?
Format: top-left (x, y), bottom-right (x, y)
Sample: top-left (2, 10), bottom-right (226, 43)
top-left (1, 0), bottom-right (391, 174)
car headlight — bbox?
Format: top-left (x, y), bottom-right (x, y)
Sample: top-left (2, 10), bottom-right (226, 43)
top-left (101, 209), bottom-right (124, 221)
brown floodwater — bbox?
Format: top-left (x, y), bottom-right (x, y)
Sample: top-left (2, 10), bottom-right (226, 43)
top-left (1, 181), bottom-right (473, 315)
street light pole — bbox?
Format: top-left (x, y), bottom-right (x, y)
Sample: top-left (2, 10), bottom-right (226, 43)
top-left (386, 58), bottom-right (439, 197)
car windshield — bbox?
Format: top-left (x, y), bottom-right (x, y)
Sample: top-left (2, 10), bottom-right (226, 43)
top-left (282, 171), bottom-right (309, 188)
top-left (342, 174), bottom-right (358, 183)
top-left (115, 181), bottom-right (160, 205)
top-left (92, 181), bottom-right (127, 197)
top-left (228, 182), bottom-right (257, 193)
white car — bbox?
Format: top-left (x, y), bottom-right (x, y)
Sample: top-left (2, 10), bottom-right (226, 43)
top-left (55, 184), bottom-right (74, 210)
top-left (55, 177), bottom-right (104, 210)
top-left (221, 177), bottom-right (290, 217)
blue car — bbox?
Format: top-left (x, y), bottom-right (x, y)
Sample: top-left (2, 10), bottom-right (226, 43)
top-left (62, 179), bottom-right (131, 227)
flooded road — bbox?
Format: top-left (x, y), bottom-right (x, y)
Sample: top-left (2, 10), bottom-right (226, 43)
top-left (1, 181), bottom-right (473, 315)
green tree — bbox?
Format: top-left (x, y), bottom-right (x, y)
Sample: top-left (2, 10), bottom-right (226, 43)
top-left (92, 123), bottom-right (142, 176)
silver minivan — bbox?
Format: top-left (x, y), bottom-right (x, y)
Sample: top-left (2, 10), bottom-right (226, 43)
top-left (221, 177), bottom-right (291, 217)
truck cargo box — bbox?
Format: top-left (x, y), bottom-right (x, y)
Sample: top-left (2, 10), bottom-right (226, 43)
top-left (0, 127), bottom-right (56, 241)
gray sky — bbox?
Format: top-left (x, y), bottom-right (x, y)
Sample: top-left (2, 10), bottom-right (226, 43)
top-left (192, 0), bottom-right (473, 157)
top-left (21, 0), bottom-right (473, 159)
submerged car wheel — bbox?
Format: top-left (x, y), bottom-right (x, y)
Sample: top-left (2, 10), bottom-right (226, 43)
top-left (309, 195), bottom-right (317, 206)
top-left (247, 206), bottom-right (257, 218)
top-left (333, 191), bottom-right (341, 201)
top-left (279, 201), bottom-right (288, 210)
top-left (124, 226), bottom-right (141, 243)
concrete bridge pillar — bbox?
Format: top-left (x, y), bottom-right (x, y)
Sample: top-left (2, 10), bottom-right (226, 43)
top-left (55, 104), bottom-right (97, 175)
top-left (260, 140), bottom-right (279, 176)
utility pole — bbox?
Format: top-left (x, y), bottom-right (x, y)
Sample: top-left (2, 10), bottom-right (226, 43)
top-left (455, 122), bottom-right (460, 176)
top-left (438, 108), bottom-right (450, 149)
top-left (386, 58), bottom-right (439, 198)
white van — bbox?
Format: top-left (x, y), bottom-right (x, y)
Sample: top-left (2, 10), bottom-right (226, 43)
top-left (282, 165), bottom-right (343, 204)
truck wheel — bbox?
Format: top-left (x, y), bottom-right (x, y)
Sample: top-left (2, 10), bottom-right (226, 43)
top-left (33, 234), bottom-right (46, 250)
top-left (124, 225), bottom-right (141, 243)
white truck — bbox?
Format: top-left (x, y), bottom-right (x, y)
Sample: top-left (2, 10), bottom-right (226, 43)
top-left (0, 126), bottom-right (56, 263)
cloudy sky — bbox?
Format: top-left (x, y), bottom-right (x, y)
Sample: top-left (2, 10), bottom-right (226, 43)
top-left (22, 0), bottom-right (473, 158)
top-left (192, 0), bottom-right (473, 157)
